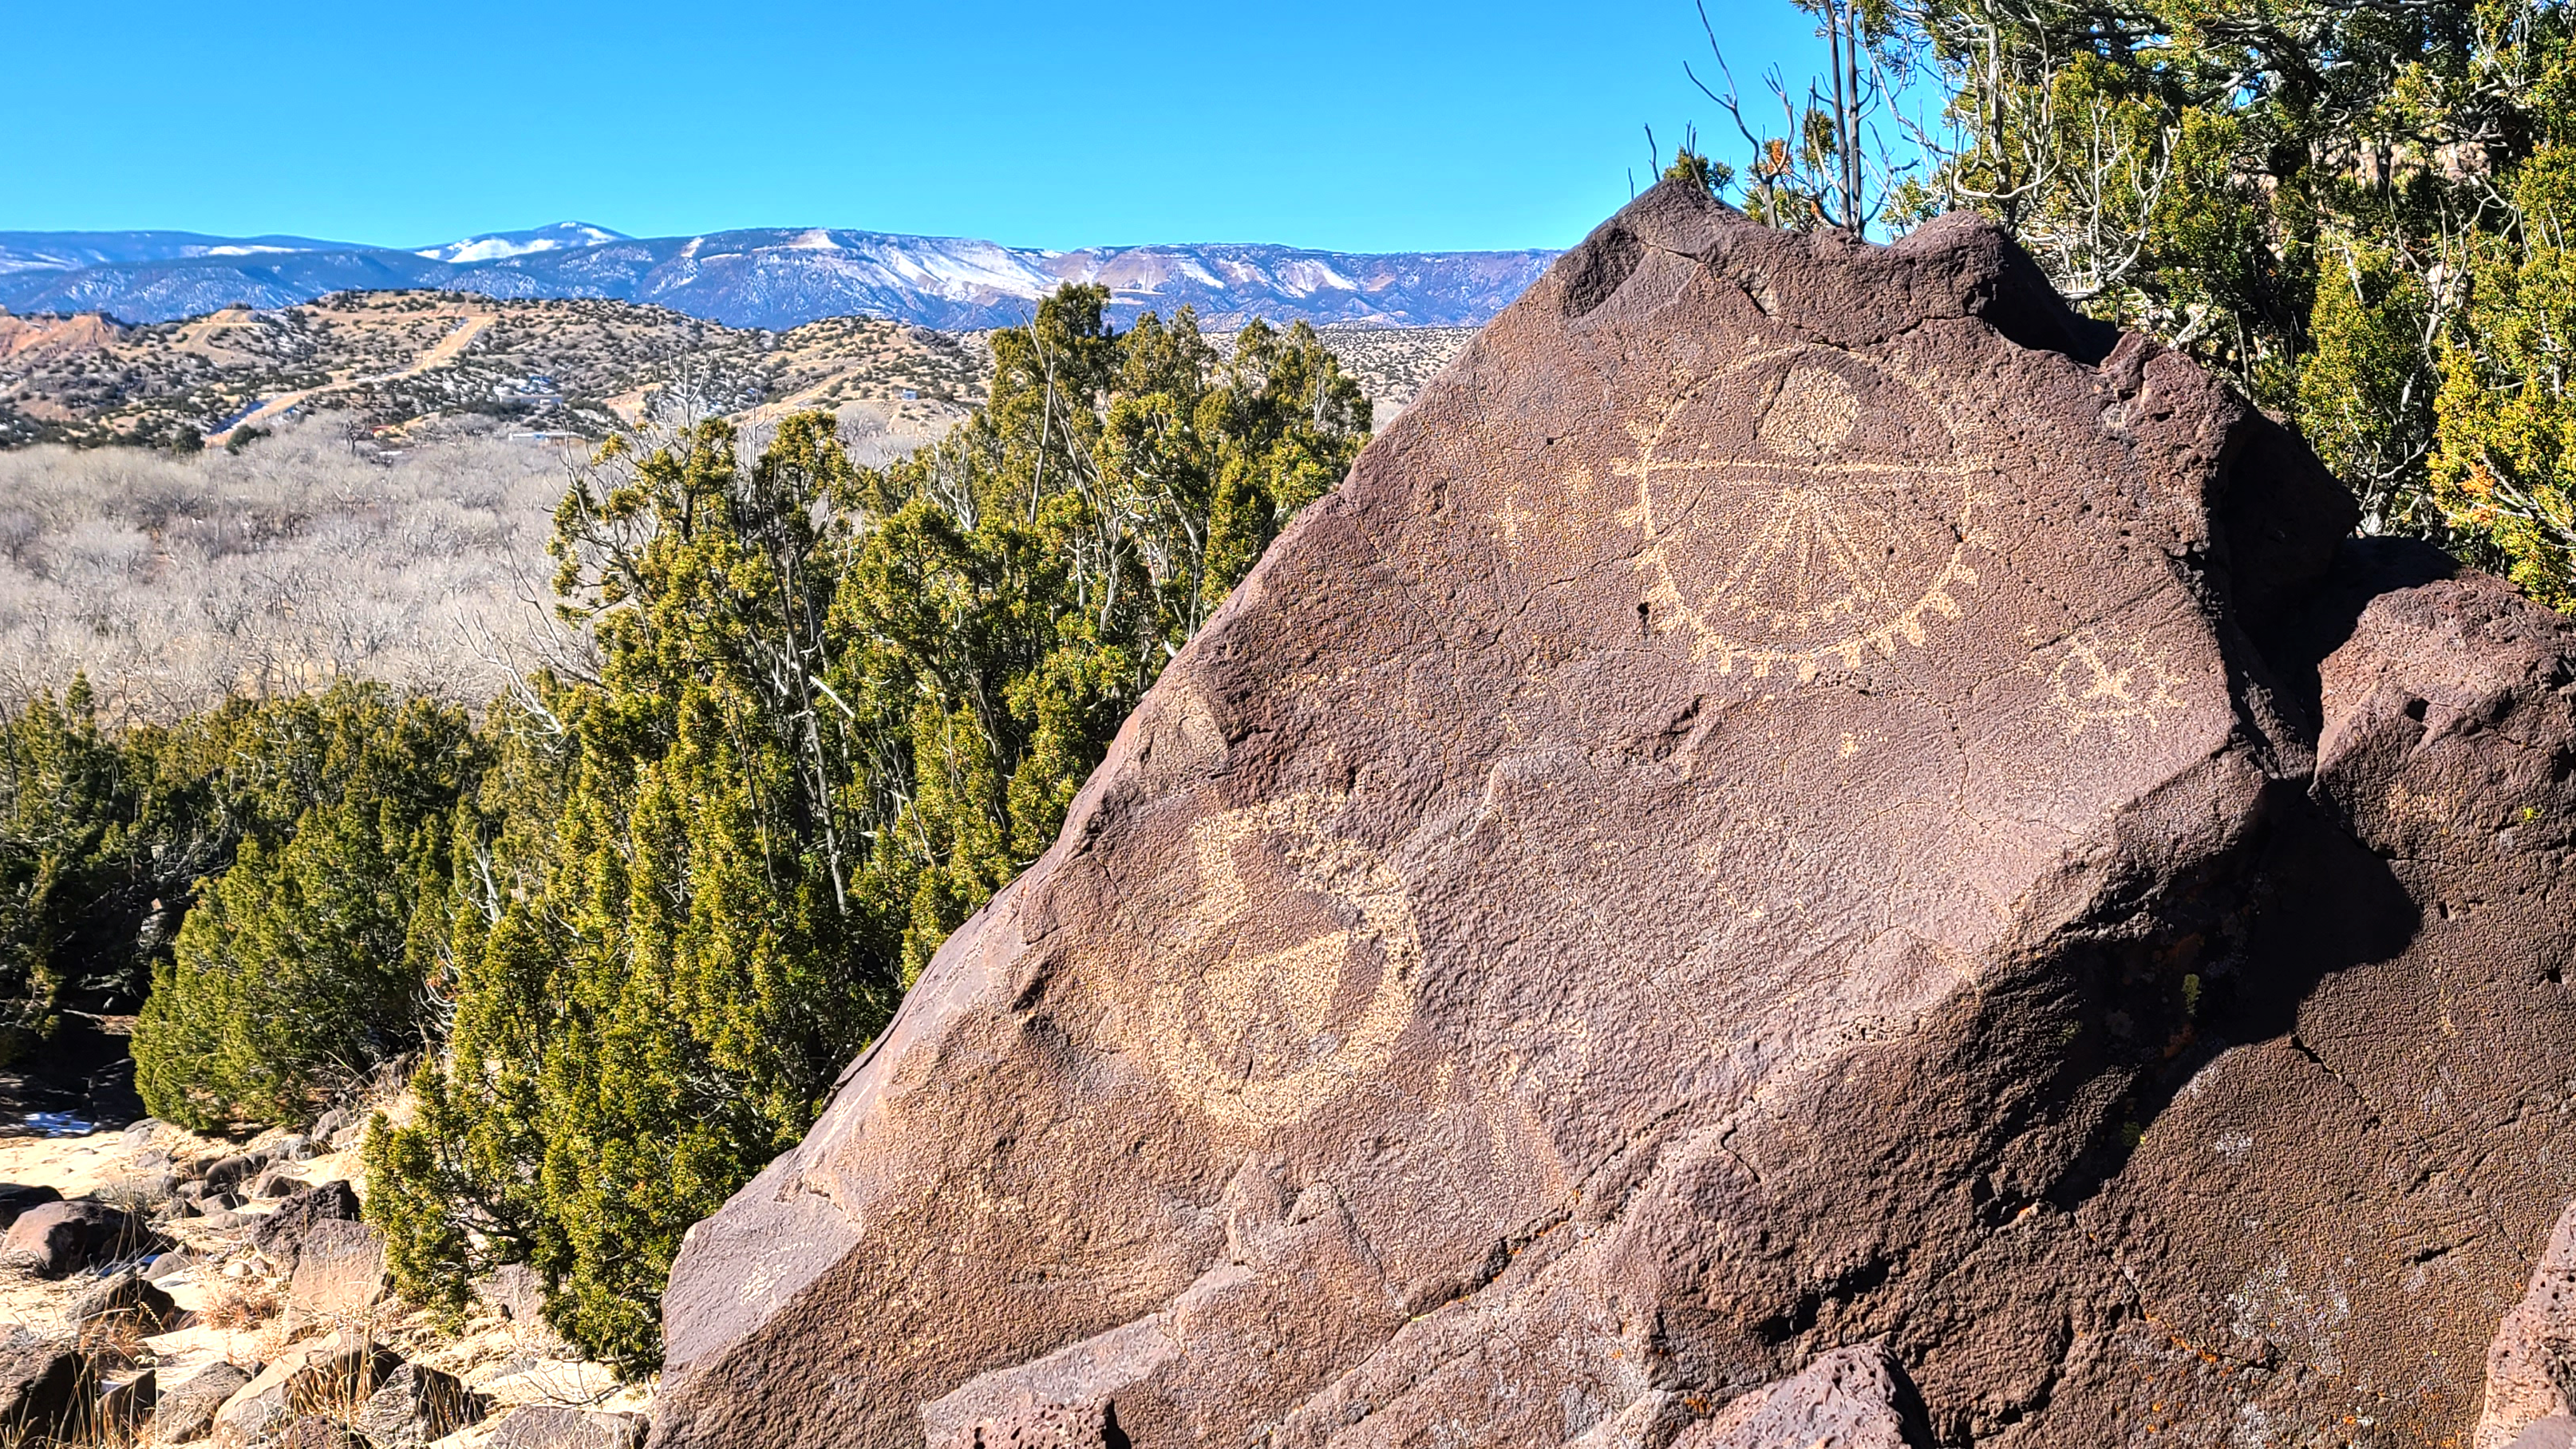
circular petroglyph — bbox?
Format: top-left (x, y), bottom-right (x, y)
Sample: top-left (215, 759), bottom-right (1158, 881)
top-left (1620, 346), bottom-right (1988, 680)
top-left (1149, 794), bottom-right (1421, 1129)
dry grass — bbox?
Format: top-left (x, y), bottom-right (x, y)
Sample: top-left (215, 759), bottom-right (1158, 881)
top-left (199, 1280), bottom-right (280, 1333)
top-left (0, 423), bottom-right (567, 720)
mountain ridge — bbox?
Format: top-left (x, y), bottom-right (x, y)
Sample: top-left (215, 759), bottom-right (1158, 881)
top-left (0, 223), bottom-right (1557, 332)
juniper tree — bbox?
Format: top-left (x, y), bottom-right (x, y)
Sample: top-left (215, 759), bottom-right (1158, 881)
top-left (369, 292), bottom-right (1369, 1371)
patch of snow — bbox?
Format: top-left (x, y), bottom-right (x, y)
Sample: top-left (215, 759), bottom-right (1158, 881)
top-left (416, 223), bottom-right (627, 265)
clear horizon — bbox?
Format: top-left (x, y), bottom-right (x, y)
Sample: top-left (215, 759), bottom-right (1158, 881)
top-left (13, 0), bottom-right (1828, 255)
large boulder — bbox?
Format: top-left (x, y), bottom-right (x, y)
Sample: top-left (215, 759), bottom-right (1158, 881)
top-left (650, 183), bottom-right (2576, 1447)
top-left (2, 1198), bottom-right (141, 1276)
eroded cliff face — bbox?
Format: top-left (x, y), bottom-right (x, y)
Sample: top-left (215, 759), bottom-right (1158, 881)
top-left (648, 182), bottom-right (2576, 1449)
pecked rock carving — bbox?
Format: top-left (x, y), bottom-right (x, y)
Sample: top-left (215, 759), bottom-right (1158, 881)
top-left (650, 182), bottom-right (2576, 1447)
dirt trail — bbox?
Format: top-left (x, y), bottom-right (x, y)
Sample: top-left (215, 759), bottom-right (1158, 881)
top-left (211, 314), bottom-right (495, 442)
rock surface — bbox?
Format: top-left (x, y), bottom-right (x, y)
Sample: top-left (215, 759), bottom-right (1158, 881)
top-left (0, 1335), bottom-right (89, 1434)
top-left (251, 1180), bottom-right (362, 1270)
top-left (2, 1198), bottom-right (140, 1276)
top-left (2483, 1202), bottom-right (2576, 1448)
top-left (70, 1265), bottom-right (182, 1332)
top-left (490, 1404), bottom-right (650, 1449)
top-left (213, 1336), bottom-right (400, 1448)
top-left (1670, 1344), bottom-right (1929, 1448)
top-left (101, 1368), bottom-right (159, 1433)
top-left (650, 183), bottom-right (2576, 1447)
top-left (351, 1361), bottom-right (484, 1446)
top-left (157, 1360), bottom-right (255, 1443)
top-left (283, 1218), bottom-right (388, 1316)
top-left (0, 1182), bottom-right (61, 1228)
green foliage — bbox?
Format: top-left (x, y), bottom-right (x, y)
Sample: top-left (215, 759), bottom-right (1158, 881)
top-left (366, 289), bottom-right (1369, 1374)
top-left (0, 679), bottom-right (128, 1059)
top-left (2432, 143), bottom-right (2576, 606)
top-left (130, 683), bottom-right (480, 1131)
top-left (1697, 0), bottom-right (2576, 583)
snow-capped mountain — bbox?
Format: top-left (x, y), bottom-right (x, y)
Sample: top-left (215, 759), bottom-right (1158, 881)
top-left (0, 230), bottom-right (359, 278)
top-left (413, 222), bottom-right (629, 265)
top-left (0, 223), bottom-right (1555, 331)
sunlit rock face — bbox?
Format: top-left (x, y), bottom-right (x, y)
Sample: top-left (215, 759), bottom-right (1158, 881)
top-left (648, 181), bottom-right (2576, 1449)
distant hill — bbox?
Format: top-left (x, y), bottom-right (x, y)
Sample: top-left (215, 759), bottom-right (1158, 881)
top-left (0, 289), bottom-right (1477, 452)
top-left (0, 223), bottom-right (1557, 332)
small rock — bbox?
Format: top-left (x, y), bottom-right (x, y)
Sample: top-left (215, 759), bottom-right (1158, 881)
top-left (0, 1334), bottom-right (92, 1436)
top-left (275, 1134), bottom-right (314, 1163)
top-left (353, 1362), bottom-right (486, 1447)
top-left (146, 1248), bottom-right (198, 1281)
top-left (98, 1368), bottom-right (156, 1433)
top-left (0, 1183), bottom-right (61, 1229)
top-left (308, 1109), bottom-right (352, 1144)
top-left (486, 1404), bottom-right (648, 1449)
top-left (121, 1117), bottom-right (163, 1145)
top-left (69, 1267), bottom-right (182, 1333)
top-left (2518, 1421), bottom-right (2576, 1449)
top-left (224, 1258), bottom-right (252, 1278)
top-left (152, 1359), bottom-right (251, 1443)
top-left (2, 1199), bottom-right (142, 1277)
top-left (250, 1167), bottom-right (303, 1200)
top-left (202, 1151), bottom-right (275, 1198)
top-left (253, 1181), bottom-right (362, 1273)
top-left (286, 1219), bottom-right (389, 1316)
top-left (211, 1335), bottom-right (398, 1447)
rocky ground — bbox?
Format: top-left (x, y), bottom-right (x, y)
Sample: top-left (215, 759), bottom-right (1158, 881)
top-left (0, 293), bottom-right (986, 451)
top-left (0, 1112), bottom-right (646, 1447)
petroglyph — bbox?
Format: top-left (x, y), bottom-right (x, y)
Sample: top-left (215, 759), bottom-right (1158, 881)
top-left (1618, 346), bottom-right (1989, 681)
top-left (2042, 626), bottom-right (2187, 737)
top-left (1148, 793), bottom-right (1422, 1128)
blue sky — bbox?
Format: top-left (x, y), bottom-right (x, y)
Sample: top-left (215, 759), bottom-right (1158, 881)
top-left (6, 0), bottom-right (1831, 253)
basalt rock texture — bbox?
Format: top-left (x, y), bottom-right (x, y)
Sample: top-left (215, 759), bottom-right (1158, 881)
top-left (651, 182), bottom-right (2576, 1447)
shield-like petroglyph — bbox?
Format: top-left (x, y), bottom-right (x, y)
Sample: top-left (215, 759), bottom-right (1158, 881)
top-left (1149, 794), bottom-right (1422, 1128)
top-left (2041, 626), bottom-right (2187, 737)
top-left (1620, 345), bottom-right (1990, 680)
